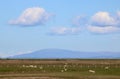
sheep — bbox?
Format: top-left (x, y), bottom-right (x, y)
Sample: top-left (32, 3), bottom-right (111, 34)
top-left (89, 70), bottom-right (95, 73)
top-left (105, 66), bottom-right (109, 69)
top-left (64, 68), bottom-right (67, 71)
top-left (39, 66), bottom-right (43, 69)
top-left (61, 70), bottom-right (64, 72)
top-left (22, 65), bottom-right (37, 68)
top-left (22, 65), bottom-right (25, 67)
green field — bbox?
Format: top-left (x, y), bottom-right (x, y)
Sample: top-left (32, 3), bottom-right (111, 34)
top-left (0, 59), bottom-right (120, 79)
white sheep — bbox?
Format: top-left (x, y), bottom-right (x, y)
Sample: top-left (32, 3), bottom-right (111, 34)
top-left (39, 66), bottom-right (43, 69)
top-left (89, 70), bottom-right (95, 73)
top-left (61, 70), bottom-right (64, 72)
top-left (64, 68), bottom-right (67, 71)
top-left (105, 66), bottom-right (109, 69)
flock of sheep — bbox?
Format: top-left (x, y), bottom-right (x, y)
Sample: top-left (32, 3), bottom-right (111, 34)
top-left (22, 63), bottom-right (110, 74)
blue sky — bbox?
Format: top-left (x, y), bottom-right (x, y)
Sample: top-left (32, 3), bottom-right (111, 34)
top-left (0, 0), bottom-right (120, 57)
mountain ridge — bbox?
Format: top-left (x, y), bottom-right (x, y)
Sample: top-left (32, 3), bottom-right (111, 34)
top-left (9, 49), bottom-right (120, 59)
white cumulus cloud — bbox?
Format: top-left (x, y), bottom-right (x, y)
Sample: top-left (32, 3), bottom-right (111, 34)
top-left (87, 11), bottom-right (120, 34)
top-left (91, 11), bottom-right (116, 26)
top-left (87, 26), bottom-right (120, 34)
top-left (50, 27), bottom-right (81, 35)
top-left (9, 7), bottom-right (52, 26)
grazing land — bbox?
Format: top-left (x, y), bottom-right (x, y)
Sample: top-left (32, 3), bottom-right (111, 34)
top-left (0, 59), bottom-right (120, 79)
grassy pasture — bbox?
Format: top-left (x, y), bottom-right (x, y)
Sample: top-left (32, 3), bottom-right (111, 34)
top-left (0, 59), bottom-right (120, 79)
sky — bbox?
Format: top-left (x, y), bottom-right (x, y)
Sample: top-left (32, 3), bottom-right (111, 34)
top-left (0, 0), bottom-right (120, 57)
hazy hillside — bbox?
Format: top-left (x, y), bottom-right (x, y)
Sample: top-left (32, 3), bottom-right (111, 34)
top-left (9, 49), bottom-right (120, 59)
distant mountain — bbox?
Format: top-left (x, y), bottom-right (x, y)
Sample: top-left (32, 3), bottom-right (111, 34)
top-left (9, 49), bottom-right (120, 59)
